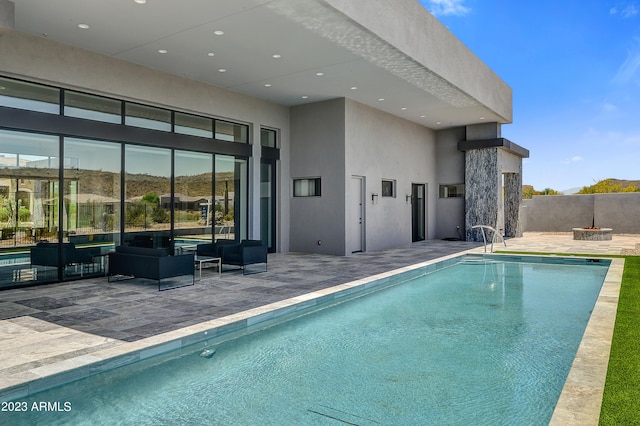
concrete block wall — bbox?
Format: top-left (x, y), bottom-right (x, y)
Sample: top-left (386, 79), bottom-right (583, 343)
top-left (520, 193), bottom-right (640, 234)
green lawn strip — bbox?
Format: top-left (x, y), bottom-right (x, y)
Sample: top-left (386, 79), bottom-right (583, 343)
top-left (600, 256), bottom-right (640, 425)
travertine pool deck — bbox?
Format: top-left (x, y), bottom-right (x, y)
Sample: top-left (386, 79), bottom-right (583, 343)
top-left (1, 232), bottom-right (639, 424)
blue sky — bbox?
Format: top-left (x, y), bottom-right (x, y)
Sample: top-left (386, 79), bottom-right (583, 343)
top-left (419, 0), bottom-right (640, 191)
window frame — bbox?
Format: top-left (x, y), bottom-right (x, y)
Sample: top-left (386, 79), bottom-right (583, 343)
top-left (293, 177), bottom-right (322, 197)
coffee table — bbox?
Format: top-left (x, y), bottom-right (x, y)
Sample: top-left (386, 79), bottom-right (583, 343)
top-left (194, 255), bottom-right (221, 279)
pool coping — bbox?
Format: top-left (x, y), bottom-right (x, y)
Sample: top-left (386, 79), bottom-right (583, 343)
top-left (550, 256), bottom-right (623, 425)
top-left (0, 250), bottom-right (622, 426)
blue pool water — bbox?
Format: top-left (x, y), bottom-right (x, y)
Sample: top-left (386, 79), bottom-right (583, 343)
top-left (4, 255), bottom-right (609, 425)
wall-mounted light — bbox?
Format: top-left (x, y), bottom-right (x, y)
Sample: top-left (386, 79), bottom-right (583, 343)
top-left (371, 193), bottom-right (379, 204)
top-left (406, 194), bottom-right (411, 204)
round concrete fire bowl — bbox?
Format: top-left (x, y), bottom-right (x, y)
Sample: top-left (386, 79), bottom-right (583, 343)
top-left (572, 227), bottom-right (613, 241)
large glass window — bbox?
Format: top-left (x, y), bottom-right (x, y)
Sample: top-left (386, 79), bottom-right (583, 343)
top-left (0, 76), bottom-right (60, 114)
top-left (174, 151), bottom-right (213, 248)
top-left (0, 130), bottom-right (60, 287)
top-left (215, 155), bottom-right (247, 241)
top-left (64, 91), bottom-right (122, 124)
top-left (215, 120), bottom-right (248, 143)
top-left (175, 112), bottom-right (213, 138)
top-left (125, 103), bottom-right (172, 131)
top-left (63, 138), bottom-right (121, 278)
top-left (124, 145), bottom-right (171, 249)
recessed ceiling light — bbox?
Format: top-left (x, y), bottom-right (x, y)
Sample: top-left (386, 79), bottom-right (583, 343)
top-left (214, 30), bottom-right (224, 36)
top-left (157, 49), bottom-right (168, 54)
top-left (378, 98), bottom-right (384, 102)
top-left (315, 72), bottom-right (324, 76)
top-left (134, 0), bottom-right (146, 4)
top-left (436, 121), bottom-right (441, 125)
top-left (272, 54), bottom-right (282, 59)
top-left (420, 115), bottom-right (426, 118)
top-left (207, 52), bottom-right (215, 57)
top-left (264, 83), bottom-right (272, 87)
top-left (218, 68), bottom-right (227, 73)
top-left (301, 95), bottom-right (309, 99)
top-left (401, 107), bottom-right (407, 111)
top-left (0, 86), bottom-right (6, 90)
top-left (479, 116), bottom-right (485, 120)
top-left (78, 23), bottom-right (89, 29)
top-left (350, 86), bottom-right (358, 90)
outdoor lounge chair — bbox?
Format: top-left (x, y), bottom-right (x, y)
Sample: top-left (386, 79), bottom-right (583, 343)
top-left (196, 239), bottom-right (236, 258)
top-left (219, 239), bottom-right (268, 274)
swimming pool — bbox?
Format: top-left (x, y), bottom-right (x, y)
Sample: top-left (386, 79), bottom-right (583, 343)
top-left (2, 254), bottom-right (610, 425)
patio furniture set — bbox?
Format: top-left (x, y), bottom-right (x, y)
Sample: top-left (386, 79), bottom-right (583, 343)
top-left (29, 239), bottom-right (267, 291)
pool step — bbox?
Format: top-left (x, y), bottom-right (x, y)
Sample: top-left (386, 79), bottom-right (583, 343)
top-left (307, 404), bottom-right (380, 425)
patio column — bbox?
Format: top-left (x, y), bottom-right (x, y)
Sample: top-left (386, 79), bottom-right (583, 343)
top-left (458, 124), bottom-right (529, 242)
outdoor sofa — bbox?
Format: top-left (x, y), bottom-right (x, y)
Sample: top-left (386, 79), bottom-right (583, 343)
top-left (108, 246), bottom-right (194, 290)
top-left (30, 241), bottom-right (98, 274)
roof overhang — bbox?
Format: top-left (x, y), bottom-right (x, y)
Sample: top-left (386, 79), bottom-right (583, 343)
top-left (8, 0), bottom-right (512, 129)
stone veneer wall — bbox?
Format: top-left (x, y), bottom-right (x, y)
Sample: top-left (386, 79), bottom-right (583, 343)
top-left (465, 147), bottom-right (499, 241)
top-left (503, 172), bottom-right (523, 237)
top-left (464, 147), bottom-right (524, 242)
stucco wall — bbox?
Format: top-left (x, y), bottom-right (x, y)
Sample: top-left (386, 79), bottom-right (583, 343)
top-left (521, 193), bottom-right (640, 234)
top-left (289, 99), bottom-right (347, 255)
top-left (345, 99), bottom-right (437, 252)
top-left (434, 127), bottom-right (466, 239)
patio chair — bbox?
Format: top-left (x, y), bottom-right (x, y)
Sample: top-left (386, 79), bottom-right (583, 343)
top-left (219, 239), bottom-right (268, 274)
top-left (196, 239), bottom-right (236, 258)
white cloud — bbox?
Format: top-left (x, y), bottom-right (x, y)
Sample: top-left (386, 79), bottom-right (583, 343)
top-left (426, 0), bottom-right (470, 16)
top-left (601, 102), bottom-right (618, 112)
top-left (613, 37), bottom-right (640, 85)
top-left (622, 4), bottom-right (639, 17)
top-left (610, 3), bottom-right (639, 18)
top-left (561, 156), bottom-right (583, 165)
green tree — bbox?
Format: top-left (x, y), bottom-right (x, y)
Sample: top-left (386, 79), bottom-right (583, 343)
top-left (141, 192), bottom-right (160, 204)
top-left (578, 178), bottom-right (639, 194)
top-left (521, 186), bottom-right (561, 199)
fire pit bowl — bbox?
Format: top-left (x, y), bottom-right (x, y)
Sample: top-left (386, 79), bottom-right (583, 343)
top-left (572, 227), bottom-right (612, 241)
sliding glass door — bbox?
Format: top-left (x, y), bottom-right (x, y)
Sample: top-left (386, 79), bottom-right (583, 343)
top-left (214, 155), bottom-right (247, 242)
top-left (174, 151), bottom-right (213, 249)
top-left (0, 130), bottom-right (60, 286)
top-left (124, 145), bottom-right (171, 250)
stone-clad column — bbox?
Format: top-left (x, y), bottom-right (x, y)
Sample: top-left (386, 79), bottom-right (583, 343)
top-left (458, 133), bottom-right (529, 242)
top-left (503, 172), bottom-right (522, 237)
top-left (464, 147), bottom-right (499, 241)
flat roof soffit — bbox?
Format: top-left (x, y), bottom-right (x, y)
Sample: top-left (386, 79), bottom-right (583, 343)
top-left (269, 0), bottom-right (478, 110)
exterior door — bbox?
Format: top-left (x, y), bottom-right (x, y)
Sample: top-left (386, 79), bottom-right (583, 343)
top-left (349, 176), bottom-right (364, 253)
top-left (411, 183), bottom-right (426, 242)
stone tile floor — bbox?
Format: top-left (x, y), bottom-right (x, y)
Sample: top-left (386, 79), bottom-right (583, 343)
top-left (1, 232), bottom-right (639, 424)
